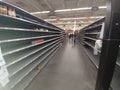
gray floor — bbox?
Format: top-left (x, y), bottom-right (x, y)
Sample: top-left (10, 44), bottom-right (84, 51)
top-left (25, 40), bottom-right (97, 90)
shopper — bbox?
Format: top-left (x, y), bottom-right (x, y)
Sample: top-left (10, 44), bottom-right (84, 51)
top-left (73, 33), bottom-right (77, 44)
top-left (68, 33), bottom-right (71, 40)
top-left (68, 33), bottom-right (71, 42)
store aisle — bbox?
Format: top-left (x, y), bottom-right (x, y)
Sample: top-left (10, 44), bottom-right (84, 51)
top-left (25, 40), bottom-right (97, 90)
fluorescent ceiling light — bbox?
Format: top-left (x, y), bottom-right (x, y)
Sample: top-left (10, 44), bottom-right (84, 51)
top-left (30, 11), bottom-right (50, 14)
top-left (30, 6), bottom-right (106, 15)
top-left (46, 16), bottom-right (105, 21)
top-left (99, 6), bottom-right (107, 9)
top-left (55, 7), bottom-right (91, 12)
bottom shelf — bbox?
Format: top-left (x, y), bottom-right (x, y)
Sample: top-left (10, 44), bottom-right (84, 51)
top-left (79, 42), bottom-right (100, 69)
top-left (78, 41), bottom-right (120, 90)
top-left (12, 44), bottom-right (62, 90)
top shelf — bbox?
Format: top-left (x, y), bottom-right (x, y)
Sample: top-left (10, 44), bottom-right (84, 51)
top-left (0, 1), bottom-right (64, 32)
top-left (83, 24), bottom-right (102, 31)
top-left (0, 14), bottom-right (61, 32)
top-left (80, 18), bottom-right (105, 32)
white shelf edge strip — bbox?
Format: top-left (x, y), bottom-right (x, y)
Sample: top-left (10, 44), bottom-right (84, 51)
top-left (0, 27), bottom-right (61, 34)
top-left (0, 34), bottom-right (60, 43)
top-left (3, 37), bottom-right (60, 56)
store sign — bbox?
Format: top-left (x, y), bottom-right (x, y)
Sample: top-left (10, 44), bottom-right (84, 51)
top-left (71, 21), bottom-right (76, 31)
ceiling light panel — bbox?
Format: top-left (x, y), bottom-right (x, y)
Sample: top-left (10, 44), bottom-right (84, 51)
top-left (30, 11), bottom-right (50, 14)
top-left (55, 7), bottom-right (91, 12)
top-left (30, 6), bottom-right (106, 15)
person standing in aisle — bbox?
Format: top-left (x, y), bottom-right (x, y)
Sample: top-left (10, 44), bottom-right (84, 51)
top-left (73, 33), bottom-right (77, 45)
top-left (68, 33), bottom-right (71, 43)
top-left (68, 33), bottom-right (73, 43)
top-left (71, 33), bottom-right (74, 44)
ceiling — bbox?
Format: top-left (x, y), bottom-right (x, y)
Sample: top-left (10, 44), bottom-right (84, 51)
top-left (4, 0), bottom-right (106, 30)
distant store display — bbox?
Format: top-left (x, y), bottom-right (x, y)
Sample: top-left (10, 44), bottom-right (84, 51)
top-left (85, 15), bottom-right (91, 19)
top-left (56, 16), bottom-right (60, 21)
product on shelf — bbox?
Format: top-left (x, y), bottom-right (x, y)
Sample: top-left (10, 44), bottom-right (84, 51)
top-left (31, 39), bottom-right (44, 44)
top-left (36, 65), bottom-right (41, 70)
top-left (33, 28), bottom-right (38, 30)
top-left (40, 28), bottom-right (44, 31)
top-left (0, 5), bottom-right (7, 15)
top-left (45, 29), bottom-right (49, 32)
top-left (35, 28), bottom-right (39, 30)
top-left (8, 8), bottom-right (16, 17)
top-left (33, 28), bottom-right (36, 30)
top-left (93, 40), bottom-right (102, 55)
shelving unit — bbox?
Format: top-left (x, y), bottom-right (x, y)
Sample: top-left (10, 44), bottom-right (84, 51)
top-left (78, 18), bottom-right (105, 59)
top-left (0, 1), bottom-right (65, 90)
top-left (78, 17), bottom-right (120, 90)
top-left (77, 18), bottom-right (104, 68)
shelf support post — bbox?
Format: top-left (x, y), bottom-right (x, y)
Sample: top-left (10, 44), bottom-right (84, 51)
top-left (95, 0), bottom-right (120, 90)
